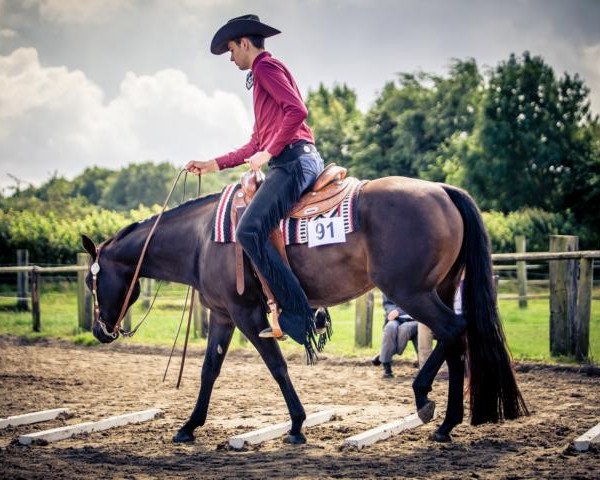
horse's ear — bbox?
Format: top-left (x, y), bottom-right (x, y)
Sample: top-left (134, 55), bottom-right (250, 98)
top-left (81, 235), bottom-right (97, 260)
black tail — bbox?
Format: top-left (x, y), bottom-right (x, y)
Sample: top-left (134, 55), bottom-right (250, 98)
top-left (442, 185), bottom-right (529, 425)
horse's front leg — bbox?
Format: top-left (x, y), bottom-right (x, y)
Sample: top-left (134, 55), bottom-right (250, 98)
top-left (173, 310), bottom-right (235, 443)
top-left (232, 305), bottom-right (307, 444)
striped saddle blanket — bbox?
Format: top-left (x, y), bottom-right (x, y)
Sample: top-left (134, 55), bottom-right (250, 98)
top-left (212, 180), bottom-right (366, 245)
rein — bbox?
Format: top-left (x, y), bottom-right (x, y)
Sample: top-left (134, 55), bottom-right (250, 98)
top-left (91, 169), bottom-right (196, 338)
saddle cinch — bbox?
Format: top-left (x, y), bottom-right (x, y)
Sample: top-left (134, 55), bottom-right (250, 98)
top-left (231, 163), bottom-right (359, 338)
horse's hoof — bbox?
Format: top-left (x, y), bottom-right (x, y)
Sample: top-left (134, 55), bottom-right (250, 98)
top-left (430, 430), bottom-right (452, 443)
top-left (417, 400), bottom-right (436, 423)
top-left (283, 431), bottom-right (307, 444)
top-left (173, 428), bottom-right (195, 443)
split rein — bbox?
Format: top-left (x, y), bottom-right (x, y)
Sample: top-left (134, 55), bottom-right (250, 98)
top-left (90, 169), bottom-right (200, 340)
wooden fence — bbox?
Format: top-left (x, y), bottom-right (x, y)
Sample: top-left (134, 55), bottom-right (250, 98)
top-left (1, 235), bottom-right (598, 360)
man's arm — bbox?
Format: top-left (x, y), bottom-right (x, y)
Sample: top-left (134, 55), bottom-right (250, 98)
top-left (382, 294), bottom-right (400, 321)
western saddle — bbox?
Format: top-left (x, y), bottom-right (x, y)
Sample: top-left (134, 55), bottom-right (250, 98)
top-left (231, 163), bottom-right (357, 339)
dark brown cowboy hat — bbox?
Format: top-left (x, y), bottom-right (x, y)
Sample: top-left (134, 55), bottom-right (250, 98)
top-left (210, 14), bottom-right (281, 55)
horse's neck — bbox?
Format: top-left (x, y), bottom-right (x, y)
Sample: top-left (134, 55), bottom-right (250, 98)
top-left (107, 199), bottom-right (216, 287)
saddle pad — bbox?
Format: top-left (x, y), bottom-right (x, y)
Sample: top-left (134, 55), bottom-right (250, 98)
top-left (212, 180), bottom-right (367, 245)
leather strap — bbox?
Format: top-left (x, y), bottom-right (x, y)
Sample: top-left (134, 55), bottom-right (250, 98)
top-left (234, 205), bottom-right (246, 295)
top-left (176, 288), bottom-right (195, 389)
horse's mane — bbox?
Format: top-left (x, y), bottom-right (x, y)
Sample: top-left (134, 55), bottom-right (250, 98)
top-left (111, 191), bottom-right (221, 243)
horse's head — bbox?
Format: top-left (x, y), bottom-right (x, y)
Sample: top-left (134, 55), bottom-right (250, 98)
top-left (81, 234), bottom-right (141, 343)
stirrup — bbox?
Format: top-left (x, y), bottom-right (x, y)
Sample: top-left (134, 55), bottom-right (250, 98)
top-left (259, 327), bottom-right (288, 341)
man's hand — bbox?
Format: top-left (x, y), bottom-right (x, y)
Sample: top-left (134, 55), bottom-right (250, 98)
top-left (387, 309), bottom-right (400, 322)
top-left (185, 160), bottom-right (219, 175)
top-left (246, 151), bottom-right (272, 171)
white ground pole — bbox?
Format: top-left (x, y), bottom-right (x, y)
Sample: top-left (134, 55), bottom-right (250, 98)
top-left (574, 420), bottom-right (600, 452)
top-left (18, 408), bottom-right (162, 445)
top-left (0, 408), bottom-right (69, 429)
top-left (344, 412), bottom-right (433, 450)
top-left (228, 409), bottom-right (336, 450)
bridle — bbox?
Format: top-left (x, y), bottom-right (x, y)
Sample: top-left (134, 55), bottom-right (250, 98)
top-left (90, 248), bottom-right (118, 338)
top-left (90, 169), bottom-right (189, 339)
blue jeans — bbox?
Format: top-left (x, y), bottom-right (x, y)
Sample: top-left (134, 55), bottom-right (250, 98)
top-left (236, 143), bottom-right (324, 348)
top-left (298, 149), bottom-right (324, 193)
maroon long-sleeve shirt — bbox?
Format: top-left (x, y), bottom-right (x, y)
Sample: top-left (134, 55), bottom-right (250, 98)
top-left (215, 51), bottom-right (314, 170)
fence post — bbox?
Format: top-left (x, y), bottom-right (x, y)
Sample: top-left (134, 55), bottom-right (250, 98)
top-left (77, 253), bottom-right (93, 331)
top-left (123, 308), bottom-right (132, 332)
top-left (417, 323), bottom-right (433, 369)
top-left (354, 291), bottom-right (374, 348)
top-left (31, 269), bottom-right (40, 332)
top-left (192, 291), bottom-right (209, 339)
top-left (494, 274), bottom-right (499, 300)
top-left (141, 278), bottom-right (153, 309)
top-left (574, 258), bottom-right (593, 361)
top-left (17, 249), bottom-right (29, 311)
top-left (515, 235), bottom-right (528, 309)
top-left (549, 235), bottom-right (579, 357)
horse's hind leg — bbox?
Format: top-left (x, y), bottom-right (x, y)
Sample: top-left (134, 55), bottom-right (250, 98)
top-left (432, 281), bottom-right (466, 442)
top-left (432, 341), bottom-right (465, 442)
top-left (173, 310), bottom-right (235, 443)
top-left (232, 306), bottom-right (307, 444)
top-left (412, 341), bottom-right (445, 421)
top-left (391, 289), bottom-right (466, 439)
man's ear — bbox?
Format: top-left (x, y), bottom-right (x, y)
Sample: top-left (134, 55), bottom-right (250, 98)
top-left (81, 234), bottom-right (97, 260)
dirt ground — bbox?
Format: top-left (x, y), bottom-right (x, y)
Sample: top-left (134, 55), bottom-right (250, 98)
top-left (0, 335), bottom-right (598, 480)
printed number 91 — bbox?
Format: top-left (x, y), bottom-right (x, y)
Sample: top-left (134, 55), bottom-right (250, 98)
top-left (316, 222), bottom-right (334, 240)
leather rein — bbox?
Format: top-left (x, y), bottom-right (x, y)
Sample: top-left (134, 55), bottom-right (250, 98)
top-left (90, 169), bottom-right (191, 338)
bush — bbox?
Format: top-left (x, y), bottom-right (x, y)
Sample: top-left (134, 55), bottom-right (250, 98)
top-left (482, 208), bottom-right (592, 253)
top-left (0, 199), bottom-right (160, 265)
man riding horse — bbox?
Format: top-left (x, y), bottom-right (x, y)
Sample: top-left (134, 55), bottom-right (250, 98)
top-left (185, 14), bottom-right (324, 347)
top-left (83, 13), bottom-right (528, 445)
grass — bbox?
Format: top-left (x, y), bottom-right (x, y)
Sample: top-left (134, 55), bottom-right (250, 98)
top-left (1, 281), bottom-right (598, 364)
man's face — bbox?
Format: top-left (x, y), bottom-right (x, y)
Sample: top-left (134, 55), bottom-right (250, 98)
top-left (227, 39), bottom-right (251, 70)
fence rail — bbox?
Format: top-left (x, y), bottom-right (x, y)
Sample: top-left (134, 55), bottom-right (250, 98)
top-left (491, 251), bottom-right (600, 262)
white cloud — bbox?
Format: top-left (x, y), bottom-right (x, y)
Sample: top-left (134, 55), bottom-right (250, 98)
top-left (0, 48), bottom-right (252, 189)
top-left (27, 0), bottom-right (134, 24)
top-left (582, 44), bottom-right (600, 114)
top-left (0, 28), bottom-right (17, 38)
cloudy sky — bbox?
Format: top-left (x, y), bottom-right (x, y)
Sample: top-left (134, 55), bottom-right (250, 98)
top-left (1, 0), bottom-right (599, 193)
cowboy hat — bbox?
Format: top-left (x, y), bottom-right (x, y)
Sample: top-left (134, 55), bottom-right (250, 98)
top-left (210, 14), bottom-right (281, 55)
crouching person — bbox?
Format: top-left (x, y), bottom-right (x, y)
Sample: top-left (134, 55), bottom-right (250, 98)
top-left (372, 294), bottom-right (418, 378)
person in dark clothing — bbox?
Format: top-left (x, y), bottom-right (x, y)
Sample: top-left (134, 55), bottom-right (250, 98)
top-left (372, 294), bottom-right (418, 378)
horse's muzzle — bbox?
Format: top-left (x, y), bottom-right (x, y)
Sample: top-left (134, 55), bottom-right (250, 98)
top-left (93, 321), bottom-right (119, 343)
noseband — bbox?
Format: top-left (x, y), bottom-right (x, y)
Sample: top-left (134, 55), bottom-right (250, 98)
top-left (90, 245), bottom-right (120, 338)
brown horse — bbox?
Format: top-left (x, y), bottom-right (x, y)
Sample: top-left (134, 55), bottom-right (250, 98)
top-left (81, 176), bottom-right (528, 444)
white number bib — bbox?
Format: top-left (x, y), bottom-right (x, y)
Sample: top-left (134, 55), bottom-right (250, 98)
top-left (307, 217), bottom-right (346, 248)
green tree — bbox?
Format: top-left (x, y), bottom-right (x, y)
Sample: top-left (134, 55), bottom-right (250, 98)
top-left (306, 84), bottom-right (363, 168)
top-left (72, 166), bottom-right (116, 204)
top-left (350, 59), bottom-right (482, 180)
top-left (463, 52), bottom-right (598, 213)
top-left (100, 162), bottom-right (176, 210)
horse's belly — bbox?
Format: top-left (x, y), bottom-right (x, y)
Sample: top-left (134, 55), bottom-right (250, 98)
top-left (287, 233), bottom-right (372, 306)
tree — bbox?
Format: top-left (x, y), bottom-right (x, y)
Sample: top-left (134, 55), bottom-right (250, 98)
top-left (72, 166), bottom-right (116, 205)
top-left (306, 84), bottom-right (363, 168)
top-left (463, 52), bottom-right (598, 214)
top-left (100, 162), bottom-right (176, 210)
top-left (350, 59), bottom-right (482, 180)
